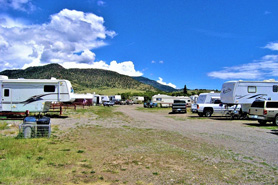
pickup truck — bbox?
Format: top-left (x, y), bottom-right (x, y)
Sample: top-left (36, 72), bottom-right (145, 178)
top-left (249, 100), bottom-right (278, 125)
top-left (172, 100), bottom-right (187, 113)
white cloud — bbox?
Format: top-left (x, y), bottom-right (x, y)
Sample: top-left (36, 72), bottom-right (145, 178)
top-left (208, 54), bottom-right (278, 80)
top-left (0, 0), bottom-right (35, 12)
top-left (157, 77), bottom-right (177, 89)
top-left (264, 42), bottom-right (278, 51)
top-left (0, 9), bottom-right (143, 77)
top-left (97, 0), bottom-right (106, 7)
top-left (159, 60), bottom-right (164, 64)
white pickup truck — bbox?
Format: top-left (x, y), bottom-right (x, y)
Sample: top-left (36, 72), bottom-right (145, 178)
top-left (195, 93), bottom-right (224, 117)
top-left (195, 92), bottom-right (239, 117)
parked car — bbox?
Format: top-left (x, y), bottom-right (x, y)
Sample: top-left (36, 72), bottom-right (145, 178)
top-left (249, 100), bottom-right (278, 125)
top-left (103, 101), bottom-right (114, 107)
top-left (126, 99), bottom-right (134, 105)
top-left (172, 100), bottom-right (187, 113)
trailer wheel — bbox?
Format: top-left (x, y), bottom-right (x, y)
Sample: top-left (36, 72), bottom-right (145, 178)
top-left (273, 115), bottom-right (278, 126)
top-left (204, 110), bottom-right (212, 117)
top-left (258, 120), bottom-right (266, 125)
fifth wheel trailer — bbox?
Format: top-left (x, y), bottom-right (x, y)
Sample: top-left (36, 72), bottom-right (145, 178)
top-left (220, 79), bottom-right (278, 114)
top-left (0, 76), bottom-right (75, 113)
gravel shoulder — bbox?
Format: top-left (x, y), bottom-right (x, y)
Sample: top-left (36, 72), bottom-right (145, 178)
top-left (117, 104), bottom-right (278, 167)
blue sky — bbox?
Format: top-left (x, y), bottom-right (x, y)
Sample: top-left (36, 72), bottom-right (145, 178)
top-left (1, 0), bottom-right (278, 90)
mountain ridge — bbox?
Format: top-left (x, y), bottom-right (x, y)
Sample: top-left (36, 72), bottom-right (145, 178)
top-left (0, 64), bottom-right (158, 93)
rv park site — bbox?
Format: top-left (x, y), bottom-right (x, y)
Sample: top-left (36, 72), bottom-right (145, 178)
top-left (0, 76), bottom-right (278, 184)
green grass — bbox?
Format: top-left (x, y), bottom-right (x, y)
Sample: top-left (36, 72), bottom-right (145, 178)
top-left (0, 137), bottom-right (81, 184)
top-left (0, 122), bottom-right (8, 130)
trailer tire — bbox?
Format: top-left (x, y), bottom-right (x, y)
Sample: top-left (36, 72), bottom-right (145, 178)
top-left (204, 110), bottom-right (212, 117)
top-left (258, 120), bottom-right (266, 125)
top-left (273, 115), bottom-right (278, 126)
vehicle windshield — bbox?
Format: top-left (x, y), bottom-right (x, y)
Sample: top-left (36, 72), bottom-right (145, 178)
top-left (251, 101), bottom-right (264, 108)
top-left (197, 95), bottom-right (206, 104)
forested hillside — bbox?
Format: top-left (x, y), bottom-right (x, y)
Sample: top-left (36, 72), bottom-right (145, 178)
top-left (0, 64), bottom-right (157, 93)
top-left (132, 76), bottom-right (178, 92)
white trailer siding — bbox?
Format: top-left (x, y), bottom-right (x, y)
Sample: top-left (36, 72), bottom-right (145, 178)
top-left (0, 78), bottom-right (74, 112)
top-left (221, 80), bottom-right (278, 112)
top-left (152, 94), bottom-right (191, 107)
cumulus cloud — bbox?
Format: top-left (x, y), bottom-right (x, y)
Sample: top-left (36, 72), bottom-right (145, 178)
top-left (157, 77), bottom-right (177, 89)
top-left (264, 42), bottom-right (278, 51)
top-left (0, 9), bottom-right (143, 76)
top-left (0, 0), bottom-right (35, 12)
top-left (208, 54), bottom-right (278, 80)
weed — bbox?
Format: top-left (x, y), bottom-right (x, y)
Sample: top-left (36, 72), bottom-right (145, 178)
top-left (0, 122), bottom-right (8, 130)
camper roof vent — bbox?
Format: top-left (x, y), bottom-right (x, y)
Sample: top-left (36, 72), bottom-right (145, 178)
top-left (0, 75), bottom-right (8, 79)
top-left (51, 77), bottom-right (57, 80)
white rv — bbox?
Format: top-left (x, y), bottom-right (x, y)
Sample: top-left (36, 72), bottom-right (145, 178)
top-left (109, 95), bottom-right (121, 101)
top-left (0, 76), bottom-right (75, 113)
top-left (220, 80), bottom-right (278, 113)
top-left (152, 94), bottom-right (191, 107)
top-left (132, 96), bottom-right (144, 104)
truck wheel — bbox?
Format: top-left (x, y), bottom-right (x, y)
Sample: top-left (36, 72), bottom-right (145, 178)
top-left (273, 115), bottom-right (278, 126)
top-left (258, 120), bottom-right (266, 125)
top-left (198, 113), bottom-right (203, 117)
top-left (204, 110), bottom-right (212, 117)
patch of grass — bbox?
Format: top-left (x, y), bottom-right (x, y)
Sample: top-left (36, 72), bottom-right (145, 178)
top-left (0, 122), bottom-right (8, 130)
top-left (0, 136), bottom-right (81, 184)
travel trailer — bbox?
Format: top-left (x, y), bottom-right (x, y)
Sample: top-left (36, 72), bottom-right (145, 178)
top-left (152, 94), bottom-right (191, 107)
top-left (0, 76), bottom-right (75, 113)
top-left (72, 93), bottom-right (93, 106)
top-left (93, 94), bottom-right (101, 105)
top-left (132, 96), bottom-right (144, 104)
top-left (220, 79), bottom-right (278, 113)
top-left (109, 95), bottom-right (121, 101)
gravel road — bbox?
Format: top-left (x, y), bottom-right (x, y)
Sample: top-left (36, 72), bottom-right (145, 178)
top-left (117, 105), bottom-right (278, 167)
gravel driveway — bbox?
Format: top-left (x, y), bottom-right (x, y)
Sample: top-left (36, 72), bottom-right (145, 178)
top-left (117, 105), bottom-right (278, 167)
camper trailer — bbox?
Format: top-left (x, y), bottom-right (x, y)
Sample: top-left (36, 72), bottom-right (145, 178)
top-left (72, 93), bottom-right (93, 106)
top-left (220, 80), bottom-right (278, 113)
top-left (132, 96), bottom-right (144, 104)
top-left (152, 94), bottom-right (191, 107)
top-left (93, 94), bottom-right (101, 105)
top-left (0, 76), bottom-right (75, 113)
top-left (109, 95), bottom-right (121, 101)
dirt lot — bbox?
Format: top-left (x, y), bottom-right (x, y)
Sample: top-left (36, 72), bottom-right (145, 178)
top-left (1, 104), bottom-right (278, 184)
top-left (116, 105), bottom-right (278, 167)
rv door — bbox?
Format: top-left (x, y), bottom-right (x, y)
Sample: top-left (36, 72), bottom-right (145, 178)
top-left (2, 88), bottom-right (12, 111)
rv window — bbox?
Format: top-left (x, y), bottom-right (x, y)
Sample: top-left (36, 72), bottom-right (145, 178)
top-left (4, 89), bottom-right (9, 97)
top-left (273, 85), bottom-right (278, 92)
top-left (156, 98), bottom-right (162, 101)
top-left (266, 102), bottom-right (278, 108)
top-left (44, 85), bottom-right (55, 92)
top-left (248, 86), bottom-right (256, 93)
